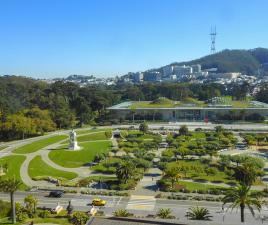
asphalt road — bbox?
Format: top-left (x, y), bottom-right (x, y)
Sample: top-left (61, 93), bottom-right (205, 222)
top-left (1, 191), bottom-right (268, 225)
top-left (113, 122), bottom-right (268, 132)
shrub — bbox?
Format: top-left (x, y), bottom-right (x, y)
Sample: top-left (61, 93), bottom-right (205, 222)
top-left (77, 178), bottom-right (91, 187)
top-left (182, 188), bottom-right (191, 193)
top-left (195, 128), bottom-right (202, 131)
top-left (38, 210), bottom-right (50, 218)
top-left (175, 195), bottom-right (189, 200)
top-left (16, 203), bottom-right (28, 222)
top-left (192, 196), bottom-right (204, 201)
top-left (0, 200), bottom-right (10, 218)
top-left (71, 211), bottom-right (89, 225)
top-left (205, 197), bottom-right (215, 201)
top-left (113, 209), bottom-right (133, 217)
top-left (118, 179), bottom-right (137, 190)
top-left (186, 206), bottom-right (212, 220)
top-left (157, 208), bottom-right (175, 219)
top-left (208, 188), bottom-right (222, 195)
top-left (197, 189), bottom-right (206, 194)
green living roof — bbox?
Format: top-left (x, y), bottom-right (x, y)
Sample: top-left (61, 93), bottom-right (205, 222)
top-left (109, 97), bottom-right (268, 109)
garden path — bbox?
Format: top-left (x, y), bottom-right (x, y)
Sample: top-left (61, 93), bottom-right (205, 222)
top-left (0, 129), bottom-right (114, 188)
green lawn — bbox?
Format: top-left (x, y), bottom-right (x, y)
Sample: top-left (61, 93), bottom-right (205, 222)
top-left (28, 156), bottom-right (77, 180)
top-left (13, 135), bottom-right (68, 154)
top-left (49, 141), bottom-right (112, 168)
top-left (61, 131), bottom-right (110, 144)
top-left (177, 180), bottom-right (225, 191)
top-left (190, 132), bottom-right (206, 139)
top-left (76, 128), bottom-right (109, 135)
top-left (0, 155), bottom-right (27, 189)
top-left (77, 132), bottom-right (109, 142)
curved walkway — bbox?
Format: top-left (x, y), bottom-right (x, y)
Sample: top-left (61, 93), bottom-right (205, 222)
top-left (20, 151), bottom-right (55, 187)
top-left (9, 129), bottom-right (113, 188)
top-left (39, 150), bottom-right (90, 178)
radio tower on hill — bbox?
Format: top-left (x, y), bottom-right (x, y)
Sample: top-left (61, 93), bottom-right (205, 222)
top-left (210, 26), bottom-right (217, 54)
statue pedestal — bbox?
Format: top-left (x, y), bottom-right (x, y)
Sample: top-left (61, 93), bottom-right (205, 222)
top-left (69, 141), bottom-right (80, 150)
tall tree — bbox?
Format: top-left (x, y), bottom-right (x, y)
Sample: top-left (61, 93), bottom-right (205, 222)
top-left (0, 178), bottom-right (22, 224)
top-left (164, 165), bottom-right (183, 190)
top-left (24, 195), bottom-right (38, 216)
top-left (139, 122), bottom-right (148, 134)
top-left (179, 125), bottom-right (188, 136)
top-left (116, 161), bottom-right (136, 184)
top-left (222, 184), bottom-right (263, 223)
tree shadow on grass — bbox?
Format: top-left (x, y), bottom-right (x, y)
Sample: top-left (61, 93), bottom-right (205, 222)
top-left (193, 178), bottom-right (208, 183)
top-left (47, 147), bottom-right (68, 151)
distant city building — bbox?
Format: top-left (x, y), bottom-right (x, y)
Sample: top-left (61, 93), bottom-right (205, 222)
top-left (162, 65), bottom-right (173, 77)
top-left (192, 64), bottom-right (201, 73)
top-left (217, 72), bottom-right (241, 79)
top-left (133, 72), bottom-right (143, 83)
top-left (173, 65), bottom-right (193, 77)
top-left (143, 71), bottom-right (161, 82)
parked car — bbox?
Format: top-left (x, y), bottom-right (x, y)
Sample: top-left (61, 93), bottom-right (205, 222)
top-left (48, 190), bottom-right (64, 198)
top-left (91, 198), bottom-right (106, 206)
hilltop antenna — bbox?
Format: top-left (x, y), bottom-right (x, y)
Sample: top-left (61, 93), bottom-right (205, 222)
top-left (210, 26), bottom-right (217, 54)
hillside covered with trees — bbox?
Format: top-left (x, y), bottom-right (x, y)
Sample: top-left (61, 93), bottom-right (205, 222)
top-left (169, 48), bottom-right (268, 75)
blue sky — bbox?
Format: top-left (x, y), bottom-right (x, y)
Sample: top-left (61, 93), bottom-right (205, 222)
top-left (0, 0), bottom-right (267, 78)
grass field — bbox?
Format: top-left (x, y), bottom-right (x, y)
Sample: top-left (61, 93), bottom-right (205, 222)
top-left (48, 141), bottom-right (112, 168)
top-left (77, 132), bottom-right (109, 142)
top-left (0, 155), bottom-right (27, 189)
top-left (76, 128), bottom-right (109, 135)
top-left (13, 135), bottom-right (68, 154)
top-left (28, 156), bottom-right (77, 180)
top-left (177, 180), bottom-right (225, 191)
top-left (61, 131), bottom-right (110, 144)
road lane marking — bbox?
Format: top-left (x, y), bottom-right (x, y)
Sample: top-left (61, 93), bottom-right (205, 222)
top-left (126, 195), bottom-right (156, 211)
top-left (116, 196), bottom-right (122, 205)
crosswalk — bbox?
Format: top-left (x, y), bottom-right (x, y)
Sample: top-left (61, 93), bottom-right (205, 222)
top-left (126, 195), bottom-right (156, 211)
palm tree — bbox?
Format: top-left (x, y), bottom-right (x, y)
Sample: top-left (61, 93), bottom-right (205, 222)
top-left (186, 206), bottom-right (212, 220)
top-left (24, 194), bottom-right (38, 215)
top-left (222, 184), bottom-right (263, 223)
top-left (0, 178), bottom-right (22, 224)
top-left (116, 161), bottom-right (135, 184)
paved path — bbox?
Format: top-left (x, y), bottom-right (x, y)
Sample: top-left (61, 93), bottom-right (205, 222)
top-left (0, 128), bottom-right (115, 188)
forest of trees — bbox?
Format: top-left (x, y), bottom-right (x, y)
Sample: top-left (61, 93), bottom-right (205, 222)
top-left (1, 75), bottom-right (268, 141)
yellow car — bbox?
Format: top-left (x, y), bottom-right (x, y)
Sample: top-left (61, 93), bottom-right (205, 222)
top-left (91, 198), bottom-right (106, 206)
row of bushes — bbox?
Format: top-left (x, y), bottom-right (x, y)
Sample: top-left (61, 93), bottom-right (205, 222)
top-left (80, 190), bottom-right (129, 196)
top-left (177, 188), bottom-right (225, 195)
top-left (167, 195), bottom-right (222, 202)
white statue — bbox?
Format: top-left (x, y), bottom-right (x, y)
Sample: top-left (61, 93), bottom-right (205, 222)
top-left (69, 129), bottom-right (80, 150)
